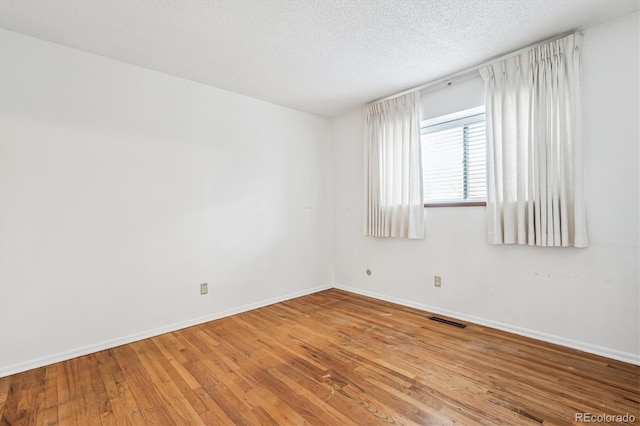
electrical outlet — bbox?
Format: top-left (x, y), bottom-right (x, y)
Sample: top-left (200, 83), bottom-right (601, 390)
top-left (434, 276), bottom-right (442, 287)
top-left (200, 283), bottom-right (208, 295)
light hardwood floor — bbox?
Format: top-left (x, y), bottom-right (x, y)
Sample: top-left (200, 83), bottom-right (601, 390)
top-left (1, 289), bottom-right (638, 425)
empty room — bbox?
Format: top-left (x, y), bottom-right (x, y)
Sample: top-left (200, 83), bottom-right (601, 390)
top-left (0, 0), bottom-right (638, 424)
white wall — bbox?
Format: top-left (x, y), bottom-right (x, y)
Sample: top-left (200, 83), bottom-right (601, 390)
top-left (332, 12), bottom-right (640, 363)
top-left (0, 29), bottom-right (333, 376)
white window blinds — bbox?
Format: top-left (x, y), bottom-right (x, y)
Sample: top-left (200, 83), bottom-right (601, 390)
top-left (421, 108), bottom-right (486, 204)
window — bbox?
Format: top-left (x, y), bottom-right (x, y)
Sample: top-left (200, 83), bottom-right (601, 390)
top-left (421, 106), bottom-right (486, 206)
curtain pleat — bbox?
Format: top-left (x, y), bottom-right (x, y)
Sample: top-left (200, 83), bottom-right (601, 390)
top-left (480, 33), bottom-right (588, 247)
top-left (364, 92), bottom-right (424, 239)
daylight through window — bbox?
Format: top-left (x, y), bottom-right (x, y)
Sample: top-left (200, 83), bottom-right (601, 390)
top-left (421, 107), bottom-right (486, 206)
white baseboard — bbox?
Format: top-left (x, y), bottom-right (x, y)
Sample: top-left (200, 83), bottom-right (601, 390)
top-left (4, 283), bottom-right (637, 377)
top-left (334, 284), bottom-right (640, 366)
top-left (0, 284), bottom-right (332, 378)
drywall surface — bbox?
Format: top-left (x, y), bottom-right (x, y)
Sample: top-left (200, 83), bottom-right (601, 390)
top-left (0, 29), bottom-right (333, 375)
top-left (331, 12), bottom-right (640, 363)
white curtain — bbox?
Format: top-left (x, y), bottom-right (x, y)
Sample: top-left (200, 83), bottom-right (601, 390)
top-left (480, 33), bottom-right (588, 247)
top-left (364, 92), bottom-right (424, 239)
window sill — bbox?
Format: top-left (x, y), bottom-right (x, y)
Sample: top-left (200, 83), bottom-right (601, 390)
top-left (424, 201), bottom-right (486, 208)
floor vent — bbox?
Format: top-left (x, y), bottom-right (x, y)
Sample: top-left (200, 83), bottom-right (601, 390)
top-left (429, 316), bottom-right (467, 328)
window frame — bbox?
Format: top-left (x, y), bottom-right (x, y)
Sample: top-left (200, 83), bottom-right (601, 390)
top-left (420, 106), bottom-right (487, 208)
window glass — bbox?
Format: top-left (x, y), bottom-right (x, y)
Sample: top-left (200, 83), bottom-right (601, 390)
top-left (421, 107), bottom-right (486, 205)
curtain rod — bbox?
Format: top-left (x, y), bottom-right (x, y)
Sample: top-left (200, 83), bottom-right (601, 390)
top-left (371, 30), bottom-right (579, 105)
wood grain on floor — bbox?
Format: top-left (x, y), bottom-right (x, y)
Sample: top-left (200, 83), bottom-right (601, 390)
top-left (1, 289), bottom-right (638, 425)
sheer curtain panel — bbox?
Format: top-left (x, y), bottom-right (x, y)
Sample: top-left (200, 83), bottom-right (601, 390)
top-left (480, 33), bottom-right (588, 247)
top-left (365, 92), bottom-right (425, 239)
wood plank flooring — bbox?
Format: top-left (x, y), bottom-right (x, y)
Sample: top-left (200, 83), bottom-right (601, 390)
top-left (1, 289), bottom-right (638, 425)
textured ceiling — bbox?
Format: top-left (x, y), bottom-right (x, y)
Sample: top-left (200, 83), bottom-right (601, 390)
top-left (0, 0), bottom-right (638, 117)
